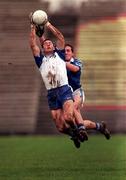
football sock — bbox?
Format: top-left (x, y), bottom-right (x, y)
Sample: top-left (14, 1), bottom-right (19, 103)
top-left (77, 124), bottom-right (86, 130)
top-left (96, 122), bottom-right (101, 130)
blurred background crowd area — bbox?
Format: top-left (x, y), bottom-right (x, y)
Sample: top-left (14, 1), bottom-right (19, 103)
top-left (0, 0), bottom-right (126, 135)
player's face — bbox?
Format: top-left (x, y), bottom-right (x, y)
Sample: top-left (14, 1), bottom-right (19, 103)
top-left (42, 40), bottom-right (54, 54)
top-left (65, 46), bottom-right (73, 61)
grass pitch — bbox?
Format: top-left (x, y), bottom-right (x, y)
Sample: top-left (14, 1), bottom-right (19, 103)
top-left (0, 135), bottom-right (125, 180)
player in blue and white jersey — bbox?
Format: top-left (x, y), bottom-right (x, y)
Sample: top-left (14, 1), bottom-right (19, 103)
top-left (65, 44), bottom-right (111, 140)
top-left (29, 20), bottom-right (88, 148)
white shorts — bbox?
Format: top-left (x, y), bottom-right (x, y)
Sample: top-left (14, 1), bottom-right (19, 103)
top-left (72, 87), bottom-right (85, 106)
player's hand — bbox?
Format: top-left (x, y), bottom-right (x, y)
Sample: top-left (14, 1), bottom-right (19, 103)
top-left (45, 21), bottom-right (51, 27)
top-left (29, 12), bottom-right (33, 24)
top-left (35, 25), bottom-right (45, 37)
top-left (42, 18), bottom-right (48, 26)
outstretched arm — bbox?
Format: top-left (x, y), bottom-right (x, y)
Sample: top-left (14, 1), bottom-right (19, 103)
top-left (39, 35), bottom-right (46, 45)
top-left (45, 22), bottom-right (65, 49)
top-left (66, 62), bottom-right (80, 72)
top-left (29, 24), bottom-right (40, 56)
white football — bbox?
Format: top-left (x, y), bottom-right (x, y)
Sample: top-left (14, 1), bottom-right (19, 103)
top-left (32, 10), bottom-right (48, 25)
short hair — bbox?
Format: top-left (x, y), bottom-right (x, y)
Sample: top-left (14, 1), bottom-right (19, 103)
top-left (65, 43), bottom-right (74, 52)
top-left (41, 38), bottom-right (53, 47)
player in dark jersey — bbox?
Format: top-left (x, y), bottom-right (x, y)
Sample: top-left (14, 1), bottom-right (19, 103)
top-left (65, 44), bottom-right (111, 140)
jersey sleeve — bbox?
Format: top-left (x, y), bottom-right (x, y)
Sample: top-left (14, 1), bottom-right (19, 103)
top-left (34, 52), bottom-right (44, 68)
top-left (55, 48), bottom-right (65, 60)
top-left (72, 59), bottom-right (83, 70)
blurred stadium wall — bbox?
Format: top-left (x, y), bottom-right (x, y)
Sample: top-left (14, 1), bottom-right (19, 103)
top-left (0, 0), bottom-right (57, 135)
top-left (0, 0), bottom-right (125, 134)
top-left (76, 0), bottom-right (126, 133)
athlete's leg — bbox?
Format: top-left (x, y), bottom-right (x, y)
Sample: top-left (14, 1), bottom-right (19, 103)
top-left (73, 93), bottom-right (110, 139)
top-left (47, 87), bottom-right (82, 147)
top-left (73, 94), bottom-right (86, 126)
top-left (50, 109), bottom-right (74, 135)
top-left (63, 99), bottom-right (88, 142)
top-left (51, 108), bottom-right (81, 148)
top-left (50, 109), bottom-right (65, 133)
top-left (63, 99), bottom-right (76, 128)
top-left (73, 92), bottom-right (97, 129)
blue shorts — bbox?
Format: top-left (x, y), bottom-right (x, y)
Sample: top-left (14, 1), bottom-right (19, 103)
top-left (47, 85), bottom-right (73, 110)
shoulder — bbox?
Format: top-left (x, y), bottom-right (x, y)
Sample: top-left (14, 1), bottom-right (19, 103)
top-left (34, 51), bottom-right (44, 68)
top-left (72, 58), bottom-right (83, 68)
top-left (55, 48), bottom-right (65, 54)
top-left (55, 48), bottom-right (65, 60)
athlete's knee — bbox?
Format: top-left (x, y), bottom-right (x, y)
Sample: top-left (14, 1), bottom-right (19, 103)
top-left (74, 101), bottom-right (81, 110)
top-left (64, 111), bottom-right (73, 122)
top-left (74, 103), bottom-right (78, 110)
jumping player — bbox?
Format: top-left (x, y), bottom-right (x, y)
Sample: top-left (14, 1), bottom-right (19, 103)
top-left (65, 44), bottom-right (111, 142)
top-left (29, 19), bottom-right (88, 148)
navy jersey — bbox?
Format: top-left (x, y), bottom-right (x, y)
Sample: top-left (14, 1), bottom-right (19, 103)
top-left (67, 58), bottom-right (82, 91)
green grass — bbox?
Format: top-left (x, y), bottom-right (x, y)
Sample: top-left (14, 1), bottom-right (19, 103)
top-left (0, 135), bottom-right (125, 180)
